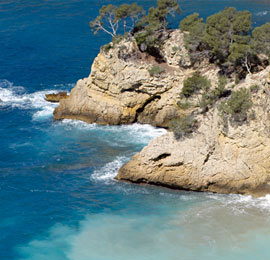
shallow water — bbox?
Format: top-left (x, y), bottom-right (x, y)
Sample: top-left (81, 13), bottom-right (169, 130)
top-left (1, 0), bottom-right (270, 259)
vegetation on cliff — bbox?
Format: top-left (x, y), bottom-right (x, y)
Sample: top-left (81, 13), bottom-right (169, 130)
top-left (90, 0), bottom-right (181, 57)
top-left (90, 1), bottom-right (269, 77)
top-left (89, 3), bottom-right (145, 37)
top-left (219, 88), bottom-right (252, 123)
top-left (180, 8), bottom-right (270, 76)
top-left (171, 71), bottom-right (254, 138)
top-left (180, 72), bottom-right (210, 98)
top-left (169, 114), bottom-right (198, 139)
top-left (88, 1), bottom-right (270, 138)
top-left (62, 2), bottom-right (270, 196)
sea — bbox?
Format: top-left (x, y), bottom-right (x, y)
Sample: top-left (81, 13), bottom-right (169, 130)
top-left (1, 0), bottom-right (270, 259)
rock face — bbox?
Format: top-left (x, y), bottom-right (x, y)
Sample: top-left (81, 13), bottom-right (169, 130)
top-left (54, 30), bottom-right (201, 127)
top-left (45, 92), bottom-right (69, 103)
top-left (54, 28), bottom-right (270, 196)
top-left (116, 66), bottom-right (270, 197)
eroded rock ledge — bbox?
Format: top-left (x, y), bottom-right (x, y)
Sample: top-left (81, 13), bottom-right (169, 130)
top-left (116, 67), bottom-right (270, 196)
top-left (46, 92), bottom-right (69, 103)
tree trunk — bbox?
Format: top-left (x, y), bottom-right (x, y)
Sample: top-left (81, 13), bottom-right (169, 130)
top-left (245, 56), bottom-right (251, 74)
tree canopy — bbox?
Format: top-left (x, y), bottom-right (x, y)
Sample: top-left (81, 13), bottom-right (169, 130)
top-left (90, 5), bottom-right (119, 37)
top-left (251, 22), bottom-right (270, 58)
top-left (115, 3), bottom-right (145, 33)
top-left (90, 3), bottom-right (144, 37)
top-left (179, 13), bottom-right (204, 52)
top-left (202, 7), bottom-right (252, 61)
top-left (180, 7), bottom-right (270, 74)
top-left (90, 3), bottom-right (269, 75)
top-left (135, 0), bottom-right (181, 35)
top-left (90, 0), bottom-right (181, 40)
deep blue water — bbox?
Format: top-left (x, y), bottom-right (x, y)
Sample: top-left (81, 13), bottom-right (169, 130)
top-left (1, 1), bottom-right (270, 259)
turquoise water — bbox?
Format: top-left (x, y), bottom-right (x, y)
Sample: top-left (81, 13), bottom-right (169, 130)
top-left (1, 1), bottom-right (270, 259)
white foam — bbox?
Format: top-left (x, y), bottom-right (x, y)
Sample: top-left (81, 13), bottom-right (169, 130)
top-left (60, 119), bottom-right (97, 130)
top-left (109, 123), bottom-right (167, 141)
top-left (91, 156), bottom-right (128, 183)
top-left (255, 11), bottom-right (269, 16)
top-left (60, 119), bottom-right (167, 144)
top-left (0, 79), bottom-right (71, 120)
top-left (207, 193), bottom-right (270, 212)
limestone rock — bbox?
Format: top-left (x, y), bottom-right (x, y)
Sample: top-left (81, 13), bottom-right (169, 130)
top-left (116, 66), bottom-right (270, 197)
top-left (53, 30), bottom-right (195, 127)
top-left (161, 30), bottom-right (191, 68)
top-left (45, 92), bottom-right (69, 103)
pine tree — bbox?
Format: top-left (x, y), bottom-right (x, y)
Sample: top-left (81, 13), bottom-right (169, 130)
top-left (179, 13), bottom-right (204, 52)
top-left (90, 3), bottom-right (144, 38)
top-left (138, 0), bottom-right (181, 32)
top-left (203, 7), bottom-right (252, 62)
top-left (90, 5), bottom-right (119, 37)
top-left (229, 43), bottom-right (253, 73)
top-left (115, 3), bottom-right (145, 34)
top-left (251, 22), bottom-right (270, 59)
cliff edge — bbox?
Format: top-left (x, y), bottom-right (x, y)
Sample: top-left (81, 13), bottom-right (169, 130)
top-left (54, 29), bottom-right (270, 196)
top-left (54, 30), bottom-right (212, 127)
top-left (116, 66), bottom-right (270, 196)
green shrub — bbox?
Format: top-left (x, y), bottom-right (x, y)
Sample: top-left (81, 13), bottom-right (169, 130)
top-left (148, 65), bottom-right (165, 76)
top-left (235, 76), bottom-right (240, 85)
top-left (200, 76), bottom-right (228, 110)
top-left (200, 92), bottom-right (216, 109)
top-left (181, 72), bottom-right (211, 98)
top-left (172, 46), bottom-right (179, 52)
top-left (179, 13), bottom-right (205, 53)
top-left (101, 35), bottom-right (125, 54)
top-left (177, 100), bottom-right (192, 110)
top-left (112, 35), bottom-right (124, 45)
top-left (219, 88), bottom-right (252, 122)
top-left (250, 84), bottom-right (259, 93)
top-left (135, 31), bottom-right (147, 45)
top-left (101, 43), bottom-right (113, 54)
top-left (135, 30), bottom-right (159, 51)
top-left (218, 75), bottom-right (227, 89)
top-left (169, 115), bottom-right (198, 139)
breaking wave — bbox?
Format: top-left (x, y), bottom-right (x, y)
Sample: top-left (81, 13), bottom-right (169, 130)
top-left (255, 10), bottom-right (269, 16)
top-left (91, 156), bottom-right (128, 183)
top-left (0, 79), bottom-right (71, 120)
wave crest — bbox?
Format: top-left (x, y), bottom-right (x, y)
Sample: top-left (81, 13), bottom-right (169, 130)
top-left (91, 156), bottom-right (128, 183)
top-left (255, 10), bottom-right (269, 16)
top-left (0, 79), bottom-right (71, 120)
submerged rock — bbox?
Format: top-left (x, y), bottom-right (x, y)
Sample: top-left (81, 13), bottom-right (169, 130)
top-left (45, 92), bottom-right (69, 103)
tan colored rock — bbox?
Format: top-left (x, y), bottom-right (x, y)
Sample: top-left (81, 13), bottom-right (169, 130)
top-left (53, 27), bottom-right (270, 196)
top-left (161, 30), bottom-right (191, 68)
top-left (45, 92), bottom-right (69, 103)
top-left (116, 66), bottom-right (270, 197)
top-left (53, 30), bottom-right (199, 127)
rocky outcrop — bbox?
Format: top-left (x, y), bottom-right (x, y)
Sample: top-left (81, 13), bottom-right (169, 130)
top-left (116, 66), bottom-right (270, 197)
top-left (53, 30), bottom-right (203, 127)
top-left (53, 27), bottom-right (270, 196)
top-left (45, 92), bottom-right (69, 103)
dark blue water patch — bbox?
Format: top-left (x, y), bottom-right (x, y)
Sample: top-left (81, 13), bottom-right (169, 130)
top-left (0, 0), bottom-right (269, 89)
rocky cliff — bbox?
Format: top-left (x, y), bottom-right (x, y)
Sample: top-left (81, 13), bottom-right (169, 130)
top-left (54, 30), bottom-right (215, 127)
top-left (54, 29), bottom-right (270, 196)
top-left (116, 66), bottom-right (270, 196)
